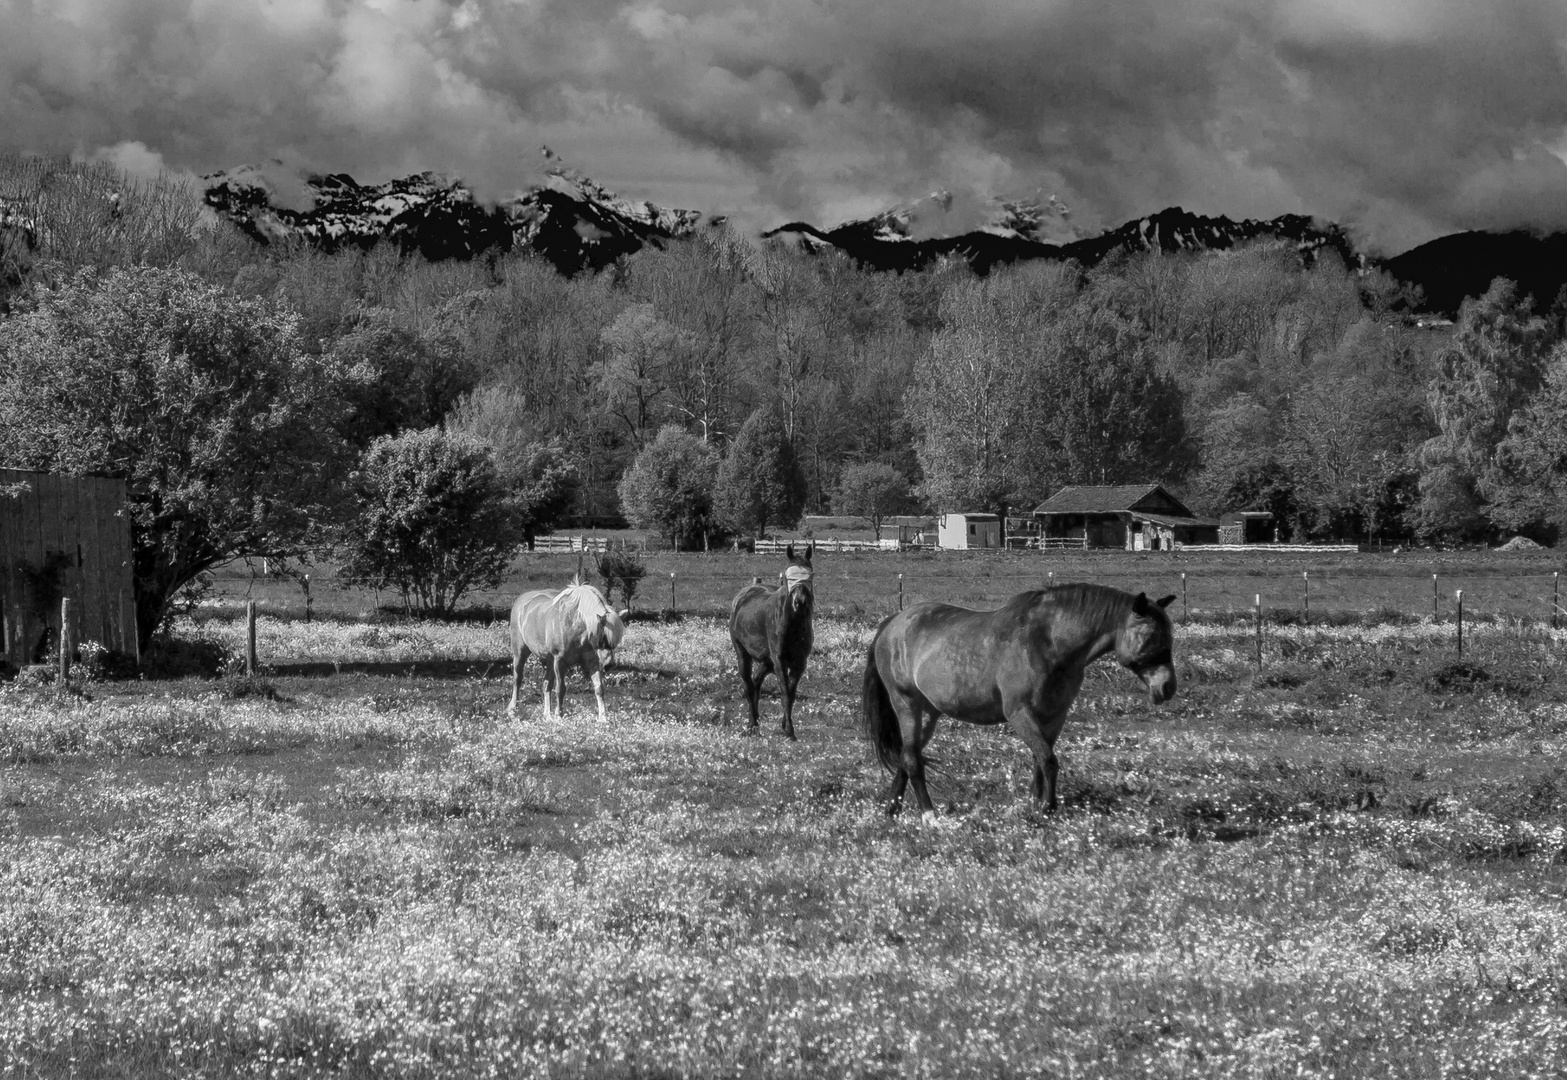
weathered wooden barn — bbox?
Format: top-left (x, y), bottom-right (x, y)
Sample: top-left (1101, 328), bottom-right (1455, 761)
top-left (1219, 511), bottom-right (1277, 545)
top-left (1, 469), bottom-right (138, 670)
top-left (1033, 485), bottom-right (1218, 550)
top-left (878, 516), bottom-right (937, 546)
top-left (937, 513), bottom-right (1002, 550)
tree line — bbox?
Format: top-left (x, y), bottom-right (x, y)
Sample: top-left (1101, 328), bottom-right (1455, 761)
top-left (3, 155), bottom-right (1566, 637)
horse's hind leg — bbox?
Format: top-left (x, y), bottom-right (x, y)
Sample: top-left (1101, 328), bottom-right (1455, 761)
top-left (887, 690), bottom-right (937, 814)
top-left (735, 646), bottom-right (762, 730)
top-left (904, 708), bottom-right (939, 813)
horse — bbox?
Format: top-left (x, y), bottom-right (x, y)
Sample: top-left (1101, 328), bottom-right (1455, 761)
top-left (862, 583), bottom-right (1177, 815)
top-left (508, 580), bottom-right (626, 722)
top-left (729, 542), bottom-right (815, 740)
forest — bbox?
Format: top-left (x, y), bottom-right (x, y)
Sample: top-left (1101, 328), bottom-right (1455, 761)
top-left (4, 155), bottom-right (1567, 577)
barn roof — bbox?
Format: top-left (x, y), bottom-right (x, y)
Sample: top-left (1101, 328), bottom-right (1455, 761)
top-left (1033, 484), bottom-right (1194, 516)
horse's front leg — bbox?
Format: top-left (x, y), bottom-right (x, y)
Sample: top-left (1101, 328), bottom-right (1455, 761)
top-left (540, 654), bottom-right (558, 719)
top-left (552, 654), bottom-right (569, 718)
top-left (1008, 707), bottom-right (1066, 813)
top-left (583, 649), bottom-right (608, 724)
top-left (508, 645), bottom-right (530, 715)
top-left (778, 659), bottom-right (801, 741)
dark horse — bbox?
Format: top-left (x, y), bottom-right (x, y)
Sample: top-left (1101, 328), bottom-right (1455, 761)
top-left (730, 543), bottom-right (815, 740)
top-left (863, 583), bottom-right (1177, 814)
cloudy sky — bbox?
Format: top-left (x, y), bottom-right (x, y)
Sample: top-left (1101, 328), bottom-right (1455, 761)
top-left (3, 0), bottom-right (1567, 253)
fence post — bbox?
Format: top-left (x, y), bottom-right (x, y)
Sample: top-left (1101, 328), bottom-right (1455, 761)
top-left (1433, 573), bottom-right (1439, 622)
top-left (1302, 570), bottom-right (1309, 624)
top-left (58, 596), bottom-right (72, 683)
top-left (246, 600), bottom-right (258, 676)
top-left (1456, 590), bottom-right (1463, 659)
top-left (1181, 572), bottom-right (1188, 624)
top-left (1255, 593), bottom-right (1263, 669)
top-left (668, 572), bottom-right (676, 618)
top-left (898, 573), bottom-right (904, 612)
top-left (1554, 571), bottom-right (1560, 630)
top-left (303, 574), bottom-right (312, 624)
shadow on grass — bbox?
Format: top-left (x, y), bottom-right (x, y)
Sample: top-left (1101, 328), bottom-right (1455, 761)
top-left (266, 658), bottom-right (685, 681)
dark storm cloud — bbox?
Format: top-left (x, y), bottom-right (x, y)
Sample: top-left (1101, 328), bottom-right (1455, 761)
top-left (2, 0), bottom-right (1565, 251)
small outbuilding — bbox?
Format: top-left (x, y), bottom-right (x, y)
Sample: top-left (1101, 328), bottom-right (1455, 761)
top-left (937, 513), bottom-right (1002, 550)
top-left (1033, 484), bottom-right (1218, 550)
top-left (1219, 511), bottom-right (1277, 545)
top-left (1, 469), bottom-right (138, 671)
top-left (878, 516), bottom-right (937, 547)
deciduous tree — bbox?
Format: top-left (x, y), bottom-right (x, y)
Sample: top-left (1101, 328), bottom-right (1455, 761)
top-left (617, 425), bottom-right (720, 550)
top-left (715, 407), bottom-right (808, 539)
top-left (0, 265), bottom-right (351, 649)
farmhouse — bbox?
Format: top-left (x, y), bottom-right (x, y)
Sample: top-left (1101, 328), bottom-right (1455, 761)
top-left (1, 469), bottom-right (138, 670)
top-left (1219, 511), bottom-right (1277, 545)
top-left (937, 512), bottom-right (1002, 550)
top-left (1033, 484), bottom-right (1218, 550)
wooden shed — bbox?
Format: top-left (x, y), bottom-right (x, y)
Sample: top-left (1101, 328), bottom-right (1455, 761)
top-left (1033, 484), bottom-right (1218, 550)
top-left (1219, 511), bottom-right (1277, 545)
top-left (1, 469), bottom-right (138, 670)
top-left (937, 513), bottom-right (1002, 550)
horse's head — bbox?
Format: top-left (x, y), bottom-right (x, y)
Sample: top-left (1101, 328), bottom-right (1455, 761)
top-left (781, 543), bottom-right (815, 616)
top-left (1116, 592), bottom-right (1178, 704)
top-left (558, 583), bottom-right (624, 651)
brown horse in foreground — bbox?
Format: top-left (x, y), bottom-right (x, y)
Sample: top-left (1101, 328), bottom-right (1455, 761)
top-left (863, 584), bottom-right (1177, 814)
top-left (730, 543), bottom-right (815, 739)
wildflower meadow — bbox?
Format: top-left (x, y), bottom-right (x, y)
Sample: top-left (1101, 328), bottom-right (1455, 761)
top-left (3, 584), bottom-right (1567, 1077)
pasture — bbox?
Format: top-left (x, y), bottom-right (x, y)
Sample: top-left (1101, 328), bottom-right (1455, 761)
top-left (3, 549), bottom-right (1567, 1077)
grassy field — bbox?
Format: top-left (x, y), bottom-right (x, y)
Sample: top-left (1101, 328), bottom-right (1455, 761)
top-left (3, 570), bottom-right (1567, 1077)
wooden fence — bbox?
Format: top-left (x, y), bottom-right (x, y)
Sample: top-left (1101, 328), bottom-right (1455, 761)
top-left (754, 538), bottom-right (903, 554)
top-left (0, 469), bottom-right (138, 669)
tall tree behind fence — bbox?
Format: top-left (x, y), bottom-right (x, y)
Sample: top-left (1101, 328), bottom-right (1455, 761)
top-left (0, 469), bottom-right (137, 669)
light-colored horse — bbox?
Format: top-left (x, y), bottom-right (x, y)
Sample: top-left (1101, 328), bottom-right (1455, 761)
top-left (508, 581), bottom-right (626, 721)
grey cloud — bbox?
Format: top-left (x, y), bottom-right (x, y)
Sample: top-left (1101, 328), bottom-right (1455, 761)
top-left (2, 0), bottom-right (1565, 252)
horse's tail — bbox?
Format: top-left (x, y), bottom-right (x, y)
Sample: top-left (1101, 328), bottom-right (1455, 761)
top-left (861, 622), bottom-right (901, 775)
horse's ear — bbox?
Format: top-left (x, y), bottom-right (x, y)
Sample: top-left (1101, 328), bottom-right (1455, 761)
top-left (1131, 592), bottom-right (1151, 616)
top-left (1156, 594), bottom-right (1176, 609)
top-left (785, 543), bottom-right (795, 562)
top-left (804, 542), bottom-right (814, 565)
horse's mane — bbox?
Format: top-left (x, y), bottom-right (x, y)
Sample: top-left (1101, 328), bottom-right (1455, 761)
top-left (1024, 583), bottom-right (1135, 624)
top-left (553, 582), bottom-right (626, 648)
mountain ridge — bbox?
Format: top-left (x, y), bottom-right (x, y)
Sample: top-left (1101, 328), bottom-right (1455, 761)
top-left (196, 161), bottom-right (1567, 315)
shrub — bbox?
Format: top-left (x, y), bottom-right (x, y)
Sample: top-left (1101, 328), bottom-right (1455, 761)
top-left (594, 544), bottom-right (648, 611)
top-left (339, 428), bottom-right (521, 618)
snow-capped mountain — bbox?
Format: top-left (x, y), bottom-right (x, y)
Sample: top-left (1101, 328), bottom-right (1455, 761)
top-left (196, 157), bottom-right (1565, 315)
top-left (765, 204), bottom-right (1363, 274)
top-left (201, 150), bottom-right (715, 274)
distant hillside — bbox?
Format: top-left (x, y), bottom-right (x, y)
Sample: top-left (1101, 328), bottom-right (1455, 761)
top-left (1383, 230), bottom-right (1567, 317)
